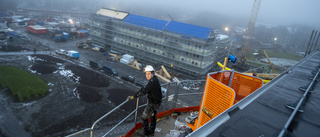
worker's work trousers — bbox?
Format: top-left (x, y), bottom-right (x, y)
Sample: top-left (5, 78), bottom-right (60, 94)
top-left (141, 102), bottom-right (160, 135)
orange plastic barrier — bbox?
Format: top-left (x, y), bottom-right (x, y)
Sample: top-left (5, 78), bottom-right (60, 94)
top-left (187, 71), bottom-right (263, 131)
top-left (231, 72), bottom-right (263, 103)
top-left (210, 71), bottom-right (263, 104)
top-left (187, 73), bottom-right (236, 131)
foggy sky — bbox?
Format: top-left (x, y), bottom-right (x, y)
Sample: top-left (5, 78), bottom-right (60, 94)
top-left (99, 0), bottom-right (320, 28)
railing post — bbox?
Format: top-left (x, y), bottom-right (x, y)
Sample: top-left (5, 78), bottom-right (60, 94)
top-left (228, 70), bottom-right (235, 87)
top-left (134, 97), bottom-right (140, 125)
top-left (163, 83), bottom-right (170, 118)
top-left (173, 82), bottom-right (181, 112)
top-left (90, 129), bottom-right (94, 137)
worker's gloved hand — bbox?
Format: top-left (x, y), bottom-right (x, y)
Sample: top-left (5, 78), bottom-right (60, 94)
top-left (130, 96), bottom-right (135, 100)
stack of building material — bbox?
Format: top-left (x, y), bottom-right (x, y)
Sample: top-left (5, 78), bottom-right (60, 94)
top-left (120, 54), bottom-right (134, 65)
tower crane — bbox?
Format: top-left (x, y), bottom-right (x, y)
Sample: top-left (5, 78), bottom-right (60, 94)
top-left (240, 0), bottom-right (261, 62)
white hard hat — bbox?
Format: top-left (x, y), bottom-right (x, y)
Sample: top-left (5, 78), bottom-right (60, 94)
top-left (144, 65), bottom-right (155, 72)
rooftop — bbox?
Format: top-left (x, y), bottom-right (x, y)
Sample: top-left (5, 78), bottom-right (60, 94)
top-left (96, 8), bottom-right (128, 20)
top-left (96, 9), bottom-right (213, 40)
top-left (164, 21), bottom-right (213, 40)
top-left (123, 14), bottom-right (168, 31)
top-left (190, 50), bottom-right (320, 137)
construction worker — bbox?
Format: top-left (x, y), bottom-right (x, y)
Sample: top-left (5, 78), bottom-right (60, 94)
top-left (131, 65), bottom-right (162, 136)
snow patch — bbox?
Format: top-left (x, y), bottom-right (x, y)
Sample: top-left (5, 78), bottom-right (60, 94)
top-left (48, 83), bottom-right (54, 86)
top-left (59, 69), bottom-right (80, 83)
top-left (27, 56), bottom-right (35, 62)
top-left (216, 34), bottom-right (229, 40)
top-left (73, 87), bottom-right (80, 99)
top-left (28, 65), bottom-right (37, 74)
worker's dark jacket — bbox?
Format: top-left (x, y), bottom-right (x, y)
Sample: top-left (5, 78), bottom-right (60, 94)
top-left (134, 76), bottom-right (162, 104)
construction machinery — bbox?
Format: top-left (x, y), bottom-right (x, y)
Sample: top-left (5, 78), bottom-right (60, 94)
top-left (236, 0), bottom-right (261, 70)
top-left (263, 50), bottom-right (277, 74)
top-left (76, 42), bottom-right (90, 49)
top-left (54, 32), bottom-right (69, 42)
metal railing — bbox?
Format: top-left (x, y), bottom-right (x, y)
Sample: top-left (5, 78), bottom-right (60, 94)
top-left (66, 80), bottom-right (205, 137)
top-left (278, 68), bottom-right (320, 137)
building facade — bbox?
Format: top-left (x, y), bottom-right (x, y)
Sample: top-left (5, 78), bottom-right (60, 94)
top-left (91, 8), bottom-right (221, 77)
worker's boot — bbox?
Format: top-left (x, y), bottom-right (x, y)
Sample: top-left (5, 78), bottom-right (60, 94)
top-left (148, 129), bottom-right (155, 136)
top-left (149, 111), bottom-right (157, 136)
top-left (142, 119), bottom-right (150, 136)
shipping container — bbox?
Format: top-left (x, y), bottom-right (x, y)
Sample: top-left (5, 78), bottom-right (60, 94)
top-left (27, 25), bottom-right (48, 34)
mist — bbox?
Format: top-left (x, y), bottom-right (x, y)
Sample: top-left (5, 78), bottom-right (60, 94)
top-left (3, 0), bottom-right (319, 29)
top-left (98, 0), bottom-right (320, 28)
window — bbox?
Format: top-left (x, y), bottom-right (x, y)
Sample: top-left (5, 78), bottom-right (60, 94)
top-left (195, 62), bottom-right (198, 65)
top-left (186, 52), bottom-right (188, 55)
top-left (128, 42), bottom-right (131, 45)
top-left (136, 45), bottom-right (139, 47)
top-left (173, 55), bottom-right (175, 58)
top-left (154, 50), bottom-right (156, 53)
top-left (181, 58), bottom-right (184, 61)
top-left (165, 37), bottom-right (167, 39)
top-left (145, 47), bottom-right (147, 50)
top-left (175, 40), bottom-right (178, 42)
top-left (121, 40), bottom-right (123, 43)
top-left (163, 52), bottom-right (165, 55)
top-left (192, 61), bottom-right (194, 64)
top-left (197, 55), bottom-right (199, 58)
top-left (188, 42), bottom-right (190, 45)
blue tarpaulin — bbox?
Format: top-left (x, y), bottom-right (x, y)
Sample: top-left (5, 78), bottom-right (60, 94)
top-left (164, 21), bottom-right (212, 39)
top-left (8, 32), bottom-right (19, 38)
top-left (122, 14), bottom-right (212, 39)
top-left (123, 14), bottom-right (168, 31)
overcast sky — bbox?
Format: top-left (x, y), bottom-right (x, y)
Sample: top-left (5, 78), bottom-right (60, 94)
top-left (99, 0), bottom-right (320, 28)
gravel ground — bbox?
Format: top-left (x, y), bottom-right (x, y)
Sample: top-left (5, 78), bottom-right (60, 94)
top-left (0, 51), bottom-right (140, 137)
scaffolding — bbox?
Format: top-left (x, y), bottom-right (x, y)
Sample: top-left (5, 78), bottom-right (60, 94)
top-left (90, 13), bottom-right (219, 76)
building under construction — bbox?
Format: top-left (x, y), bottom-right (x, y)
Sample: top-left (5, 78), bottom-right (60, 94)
top-left (91, 8), bottom-right (223, 77)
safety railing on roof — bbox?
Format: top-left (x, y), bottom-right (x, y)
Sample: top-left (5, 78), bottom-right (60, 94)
top-left (66, 80), bottom-right (205, 137)
top-left (278, 67), bottom-right (320, 137)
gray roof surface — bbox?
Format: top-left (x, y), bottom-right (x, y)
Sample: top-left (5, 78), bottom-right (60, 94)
top-left (189, 50), bottom-right (320, 137)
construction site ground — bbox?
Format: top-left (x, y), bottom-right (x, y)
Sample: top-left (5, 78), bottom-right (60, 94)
top-left (0, 27), bottom-right (204, 137)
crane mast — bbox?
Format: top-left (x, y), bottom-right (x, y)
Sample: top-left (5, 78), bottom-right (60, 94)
top-left (240, 0), bottom-right (261, 62)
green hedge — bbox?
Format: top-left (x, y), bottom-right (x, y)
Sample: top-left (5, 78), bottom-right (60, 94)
top-left (0, 65), bottom-right (49, 101)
